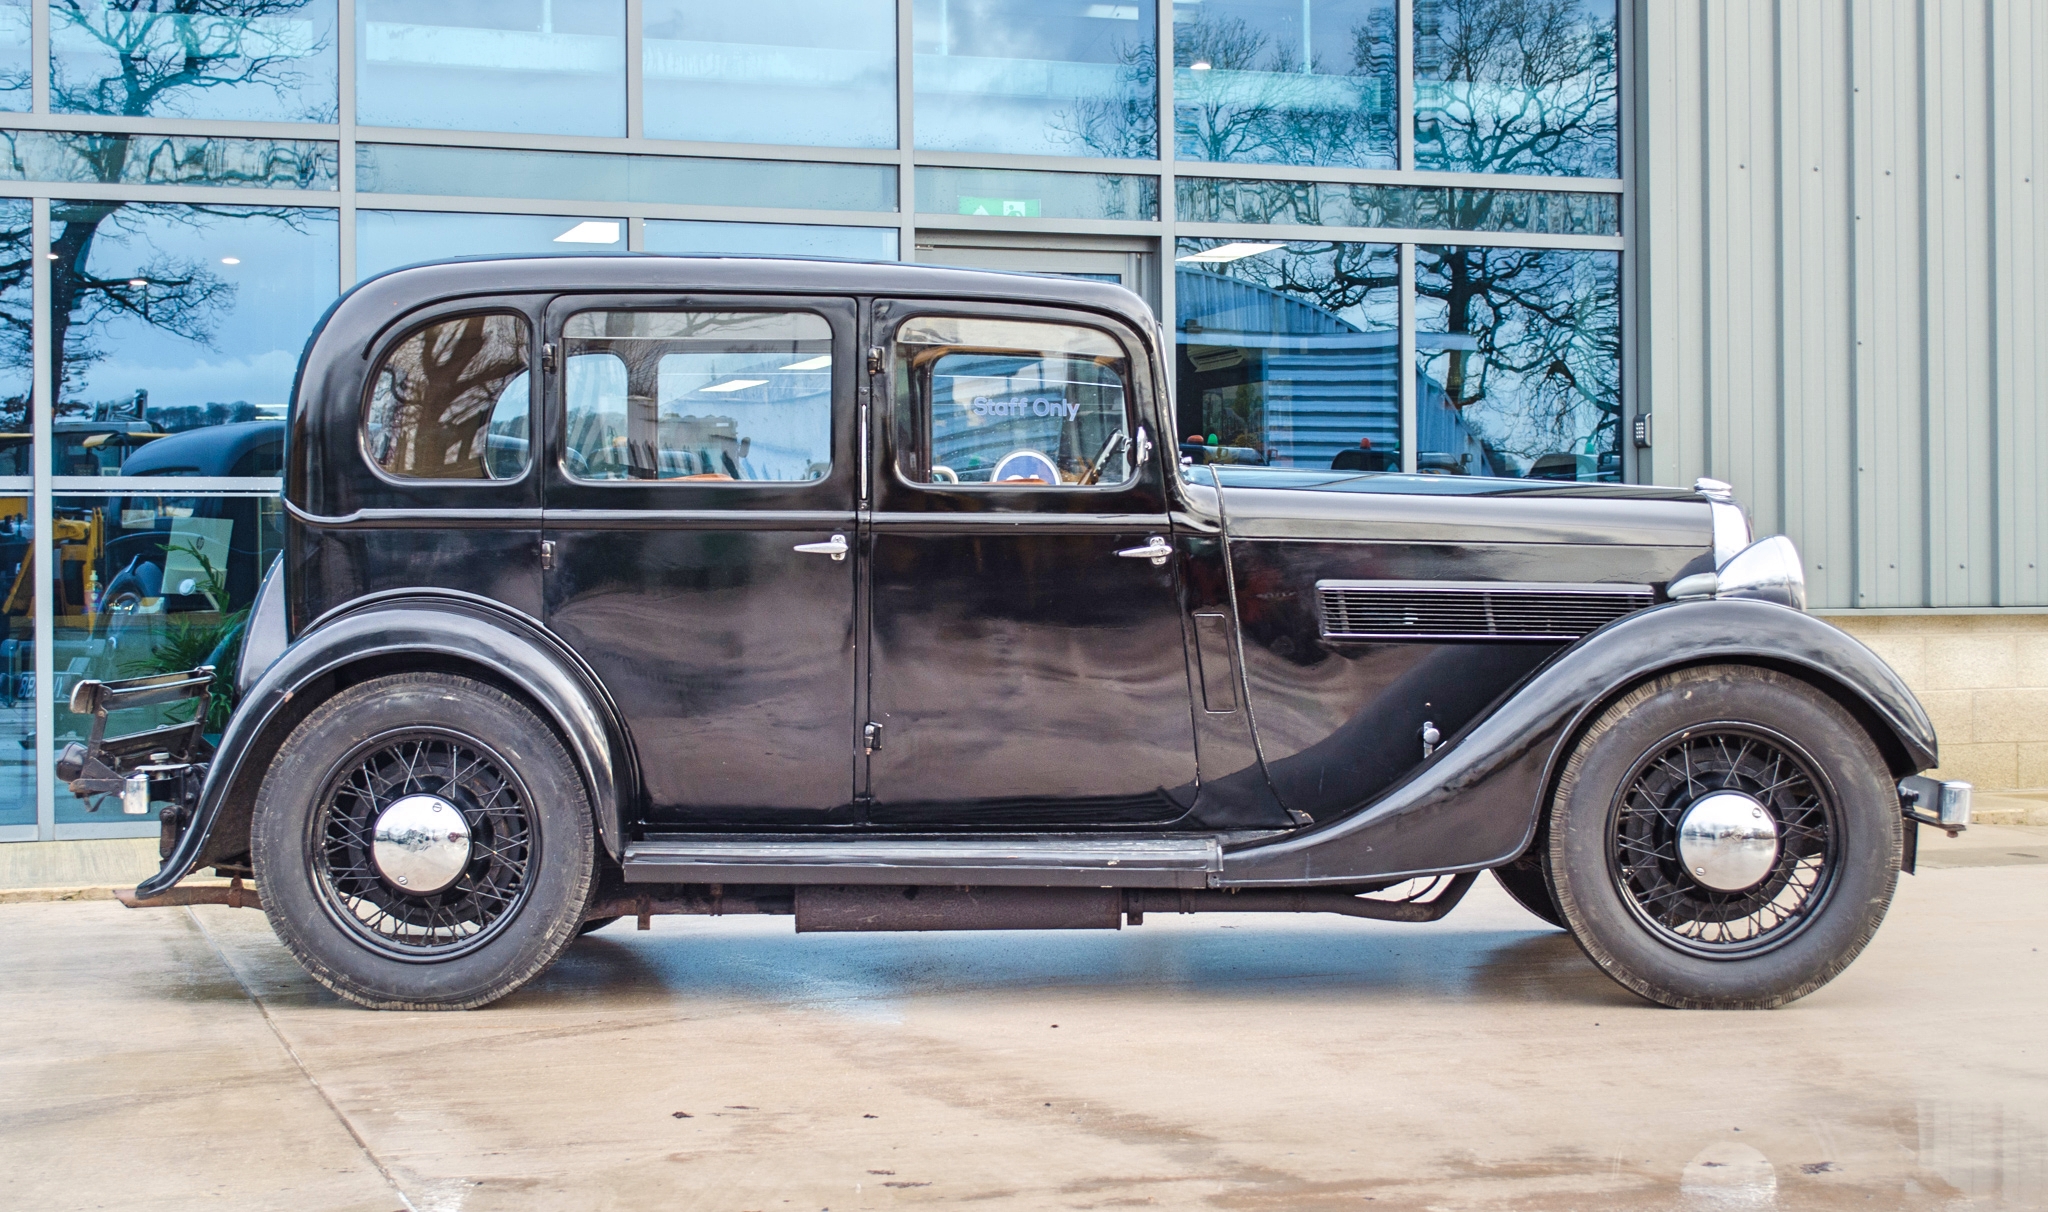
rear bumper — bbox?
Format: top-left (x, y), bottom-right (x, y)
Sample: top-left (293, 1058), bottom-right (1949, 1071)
top-left (1899, 774), bottom-right (1971, 833)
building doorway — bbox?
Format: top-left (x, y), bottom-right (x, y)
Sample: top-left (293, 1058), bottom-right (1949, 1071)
top-left (911, 233), bottom-right (1160, 313)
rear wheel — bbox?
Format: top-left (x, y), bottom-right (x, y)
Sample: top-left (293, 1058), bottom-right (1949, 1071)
top-left (1546, 666), bottom-right (1900, 1010)
top-left (252, 673), bottom-right (595, 1010)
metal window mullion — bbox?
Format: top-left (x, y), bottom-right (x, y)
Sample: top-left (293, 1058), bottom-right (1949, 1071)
top-left (1614, 0), bottom-right (1634, 485)
top-left (625, 0), bottom-right (644, 142)
top-left (1172, 221), bottom-right (1622, 251)
top-left (31, 197), bottom-right (52, 841)
top-left (1397, 0), bottom-right (1414, 172)
top-left (1158, 0), bottom-right (1177, 399)
top-left (1399, 242), bottom-right (1416, 474)
top-left (897, 0), bottom-right (914, 259)
top-left (31, 0), bottom-right (48, 114)
top-left (338, 0), bottom-right (357, 289)
top-left (0, 181), bottom-right (343, 207)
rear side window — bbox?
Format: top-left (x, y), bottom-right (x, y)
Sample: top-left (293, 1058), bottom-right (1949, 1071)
top-left (561, 310), bottom-right (832, 483)
top-left (364, 313), bottom-right (532, 480)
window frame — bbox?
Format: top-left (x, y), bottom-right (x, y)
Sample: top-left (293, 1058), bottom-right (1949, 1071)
top-left (357, 306), bottom-right (539, 490)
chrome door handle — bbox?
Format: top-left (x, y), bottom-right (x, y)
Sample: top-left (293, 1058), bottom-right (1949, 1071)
top-left (1116, 535), bottom-right (1173, 566)
top-left (794, 534), bottom-right (848, 561)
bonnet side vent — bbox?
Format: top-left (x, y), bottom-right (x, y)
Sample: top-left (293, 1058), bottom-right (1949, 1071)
top-left (1318, 581), bottom-right (1656, 642)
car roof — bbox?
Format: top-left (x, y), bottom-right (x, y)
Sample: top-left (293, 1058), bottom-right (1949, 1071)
top-left (119, 420), bottom-right (283, 477)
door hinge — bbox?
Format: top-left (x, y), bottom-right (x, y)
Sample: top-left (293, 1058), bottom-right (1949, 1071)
top-left (863, 721), bottom-right (883, 754)
top-left (542, 341), bottom-right (558, 374)
top-left (540, 539), bottom-right (555, 570)
top-left (866, 345), bottom-right (882, 375)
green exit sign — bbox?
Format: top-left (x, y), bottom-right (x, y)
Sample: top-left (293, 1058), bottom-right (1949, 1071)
top-left (958, 196), bottom-right (1041, 217)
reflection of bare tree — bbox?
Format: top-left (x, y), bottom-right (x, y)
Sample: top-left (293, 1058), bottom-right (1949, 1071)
top-left (1179, 238), bottom-right (1618, 478)
top-left (1049, 36), bottom-right (1159, 161)
top-left (1414, 0), bottom-right (1617, 177)
top-left (0, 203), bottom-right (29, 424)
top-left (1419, 245), bottom-right (1618, 474)
top-left (1173, 9), bottom-right (1395, 168)
top-left (0, 1), bottom-right (334, 424)
top-left (52, 0), bottom-right (335, 121)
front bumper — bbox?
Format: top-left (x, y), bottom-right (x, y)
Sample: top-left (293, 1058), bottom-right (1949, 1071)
top-left (1899, 774), bottom-right (1971, 834)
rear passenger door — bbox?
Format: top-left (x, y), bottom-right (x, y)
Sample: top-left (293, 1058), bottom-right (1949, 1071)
top-left (540, 297), bottom-right (861, 826)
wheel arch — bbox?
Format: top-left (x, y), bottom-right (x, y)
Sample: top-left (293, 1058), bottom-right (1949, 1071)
top-left (1220, 599), bottom-right (1937, 887)
top-left (137, 593), bottom-right (637, 899)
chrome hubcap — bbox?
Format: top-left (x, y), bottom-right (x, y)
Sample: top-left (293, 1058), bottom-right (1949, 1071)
top-left (1676, 791), bottom-right (1780, 892)
top-left (370, 793), bottom-right (472, 895)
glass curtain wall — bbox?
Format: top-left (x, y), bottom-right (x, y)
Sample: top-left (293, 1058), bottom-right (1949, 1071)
top-left (0, 0), bottom-right (1623, 839)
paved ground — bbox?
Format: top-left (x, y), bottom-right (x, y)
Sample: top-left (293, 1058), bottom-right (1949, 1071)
top-left (3, 829), bottom-right (2044, 1211)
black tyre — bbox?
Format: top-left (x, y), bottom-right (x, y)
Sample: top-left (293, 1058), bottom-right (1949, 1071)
top-left (1491, 853), bottom-right (1564, 929)
top-left (1546, 666), bottom-right (1900, 1010)
top-left (252, 673), bottom-right (595, 1010)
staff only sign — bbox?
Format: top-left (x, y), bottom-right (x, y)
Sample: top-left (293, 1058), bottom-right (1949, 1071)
top-left (966, 394), bottom-right (1081, 420)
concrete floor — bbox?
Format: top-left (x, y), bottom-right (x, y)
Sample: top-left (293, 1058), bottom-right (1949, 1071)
top-left (3, 832), bottom-right (2044, 1211)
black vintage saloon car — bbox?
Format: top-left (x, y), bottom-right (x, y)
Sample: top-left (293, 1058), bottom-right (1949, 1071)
top-left (61, 256), bottom-right (1970, 1012)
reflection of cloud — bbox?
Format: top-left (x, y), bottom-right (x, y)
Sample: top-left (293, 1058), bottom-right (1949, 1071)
top-left (72, 349), bottom-right (298, 411)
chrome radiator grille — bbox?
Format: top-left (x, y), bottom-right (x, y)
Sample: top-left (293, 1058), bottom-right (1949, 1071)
top-left (1317, 580), bottom-right (1657, 642)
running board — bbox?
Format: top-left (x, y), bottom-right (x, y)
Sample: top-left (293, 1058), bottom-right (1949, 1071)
top-left (620, 836), bottom-right (1223, 889)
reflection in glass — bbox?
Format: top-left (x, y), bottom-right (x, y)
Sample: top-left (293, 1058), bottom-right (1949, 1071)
top-left (643, 0), bottom-right (896, 148)
top-left (643, 221), bottom-right (898, 261)
top-left (0, 131), bottom-right (339, 190)
top-left (895, 317), bottom-right (1133, 487)
top-left (365, 314), bottom-right (531, 481)
top-left (913, 0), bottom-right (1157, 159)
top-left (0, 1), bottom-right (28, 113)
top-left (1174, 238), bottom-right (1397, 470)
top-left (916, 167), bottom-right (1158, 221)
top-left (51, 491), bottom-right (283, 824)
top-left (1413, 0), bottom-right (1618, 177)
top-left (1414, 245), bottom-right (1620, 480)
top-left (0, 491), bottom-right (29, 827)
top-left (357, 0), bottom-right (625, 136)
top-left (51, 202), bottom-right (338, 475)
top-left (1174, 0), bottom-right (1394, 168)
top-left (563, 311), bottom-right (833, 483)
top-left (355, 210), bottom-right (625, 281)
top-left (0, 197), bottom-right (26, 457)
top-left (1176, 176), bottom-right (1617, 234)
top-left (53, 0), bottom-right (337, 122)
top-left (356, 143), bottom-right (897, 213)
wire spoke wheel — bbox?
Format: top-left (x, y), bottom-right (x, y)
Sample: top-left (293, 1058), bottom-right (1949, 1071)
top-left (1607, 725), bottom-right (1840, 959)
top-left (313, 728), bottom-right (537, 961)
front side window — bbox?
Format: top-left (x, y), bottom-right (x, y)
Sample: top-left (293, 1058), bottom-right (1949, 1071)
top-left (561, 310), bottom-right (832, 483)
top-left (895, 317), bottom-right (1134, 488)
top-left (363, 312), bottom-right (532, 480)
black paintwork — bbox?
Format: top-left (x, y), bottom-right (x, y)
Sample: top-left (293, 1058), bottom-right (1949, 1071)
top-left (137, 255), bottom-right (1940, 898)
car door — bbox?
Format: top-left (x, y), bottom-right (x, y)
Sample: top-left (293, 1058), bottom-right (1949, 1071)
top-left (541, 296), bottom-right (861, 826)
top-left (864, 300), bottom-right (1198, 827)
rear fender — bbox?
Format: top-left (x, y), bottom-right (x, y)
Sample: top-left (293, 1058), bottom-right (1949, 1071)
top-left (1218, 597), bottom-right (1937, 886)
top-left (137, 593), bottom-right (634, 898)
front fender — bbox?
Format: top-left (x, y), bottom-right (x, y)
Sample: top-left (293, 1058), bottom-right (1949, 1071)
top-left (138, 594), bottom-right (634, 898)
top-left (1218, 598), bottom-right (1937, 887)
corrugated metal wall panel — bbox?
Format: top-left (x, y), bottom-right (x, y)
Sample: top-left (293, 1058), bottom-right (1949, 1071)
top-left (1635, 0), bottom-right (2044, 609)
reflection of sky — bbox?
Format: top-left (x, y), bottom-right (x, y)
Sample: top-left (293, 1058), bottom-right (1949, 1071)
top-left (355, 210), bottom-right (625, 281)
top-left (357, 0), bottom-right (625, 135)
top-left (641, 0), bottom-right (896, 147)
top-left (0, 1), bottom-right (27, 112)
top-left (643, 220), bottom-right (897, 261)
top-left (911, 0), bottom-right (1157, 156)
top-left (62, 205), bottom-right (338, 410)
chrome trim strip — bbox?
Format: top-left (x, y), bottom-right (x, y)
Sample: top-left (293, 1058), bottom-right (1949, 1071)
top-left (1316, 579), bottom-right (1656, 596)
top-left (621, 835), bottom-right (1222, 888)
top-left (544, 509), bottom-right (857, 527)
top-left (284, 499), bottom-right (543, 527)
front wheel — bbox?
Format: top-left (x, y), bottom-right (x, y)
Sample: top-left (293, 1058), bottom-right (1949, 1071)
top-left (252, 673), bottom-right (595, 1010)
top-left (1546, 666), bottom-right (1901, 1010)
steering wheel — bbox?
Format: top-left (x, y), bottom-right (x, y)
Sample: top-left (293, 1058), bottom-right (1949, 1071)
top-left (1078, 431), bottom-right (1129, 486)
